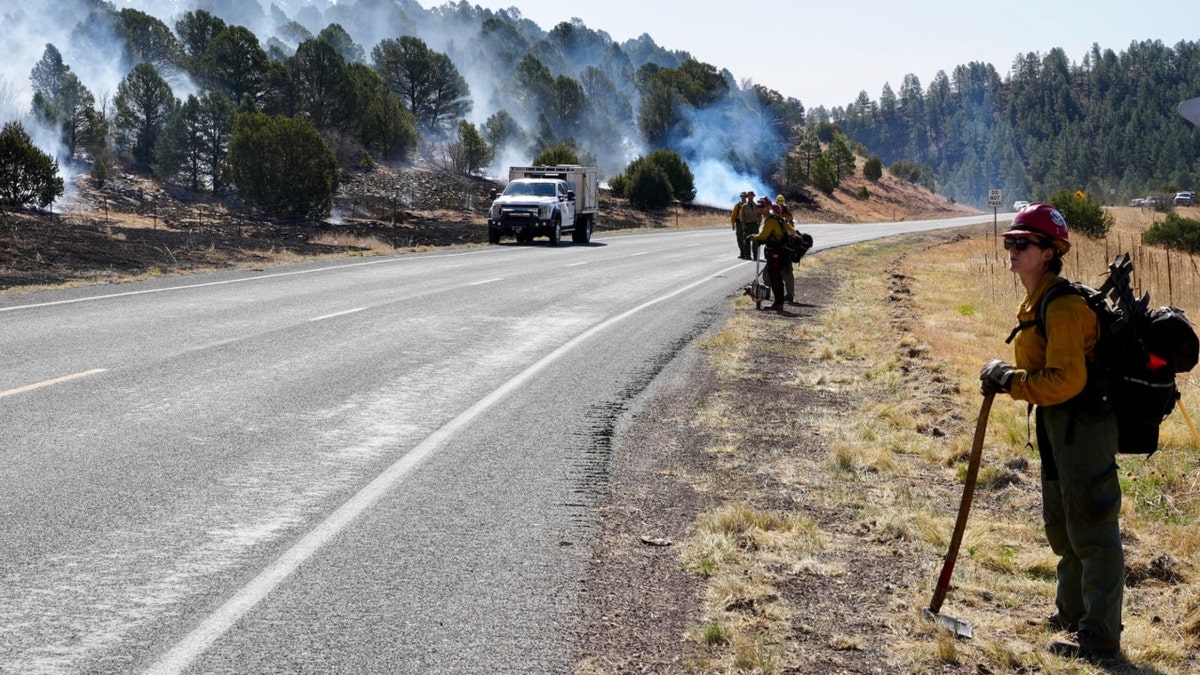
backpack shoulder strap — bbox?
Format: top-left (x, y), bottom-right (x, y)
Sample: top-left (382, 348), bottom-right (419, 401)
top-left (1005, 280), bottom-right (1079, 344)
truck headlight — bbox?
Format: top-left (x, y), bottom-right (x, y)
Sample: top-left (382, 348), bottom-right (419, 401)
top-left (539, 205), bottom-right (551, 219)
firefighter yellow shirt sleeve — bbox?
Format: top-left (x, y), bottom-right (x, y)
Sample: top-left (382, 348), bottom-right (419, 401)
top-left (1008, 277), bottom-right (1097, 407)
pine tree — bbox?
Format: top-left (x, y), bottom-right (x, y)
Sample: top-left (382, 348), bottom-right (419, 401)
top-left (0, 121), bottom-right (64, 209)
top-left (227, 112), bottom-right (338, 220)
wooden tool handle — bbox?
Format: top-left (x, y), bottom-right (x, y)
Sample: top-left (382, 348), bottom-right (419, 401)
top-left (929, 392), bottom-right (994, 614)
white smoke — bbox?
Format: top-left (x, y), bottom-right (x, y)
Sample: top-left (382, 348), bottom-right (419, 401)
top-left (691, 158), bottom-right (771, 208)
top-left (2, 0), bottom-right (777, 206)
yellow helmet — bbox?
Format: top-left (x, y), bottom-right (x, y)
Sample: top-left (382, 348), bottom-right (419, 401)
top-left (775, 194), bottom-right (786, 205)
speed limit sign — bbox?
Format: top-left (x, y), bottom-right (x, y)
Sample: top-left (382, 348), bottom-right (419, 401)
top-left (987, 188), bottom-right (1002, 208)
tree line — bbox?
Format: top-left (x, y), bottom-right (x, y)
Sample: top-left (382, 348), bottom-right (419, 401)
top-left (6, 2), bottom-right (811, 217)
top-left (15, 2), bottom-right (1197, 219)
top-left (20, 7), bottom-right (438, 218)
top-left (811, 40), bottom-right (1200, 208)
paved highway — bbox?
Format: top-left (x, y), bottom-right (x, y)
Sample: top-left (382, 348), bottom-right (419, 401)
top-left (0, 215), bottom-right (999, 673)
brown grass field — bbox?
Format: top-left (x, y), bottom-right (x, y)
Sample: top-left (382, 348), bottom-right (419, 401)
top-left (674, 205), bottom-right (1200, 673)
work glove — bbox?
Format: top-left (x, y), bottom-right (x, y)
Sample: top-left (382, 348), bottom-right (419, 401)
top-left (979, 359), bottom-right (1015, 396)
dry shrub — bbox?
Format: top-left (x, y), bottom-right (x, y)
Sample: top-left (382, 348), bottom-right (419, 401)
top-left (731, 635), bottom-right (778, 672)
top-left (700, 503), bottom-right (786, 538)
top-left (309, 232), bottom-right (394, 254)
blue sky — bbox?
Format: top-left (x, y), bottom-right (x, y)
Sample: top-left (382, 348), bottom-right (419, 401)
top-left (416, 0), bottom-right (1200, 110)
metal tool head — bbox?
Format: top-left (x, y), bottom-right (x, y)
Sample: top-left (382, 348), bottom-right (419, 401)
top-left (923, 607), bottom-right (973, 639)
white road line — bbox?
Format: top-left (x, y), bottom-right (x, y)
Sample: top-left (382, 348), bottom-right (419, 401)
top-left (469, 278), bottom-right (504, 285)
top-left (308, 308), bottom-right (366, 322)
top-left (627, 252), bottom-right (648, 257)
top-left (0, 369), bottom-right (108, 399)
top-left (564, 262), bottom-right (589, 267)
top-left (143, 258), bottom-right (748, 675)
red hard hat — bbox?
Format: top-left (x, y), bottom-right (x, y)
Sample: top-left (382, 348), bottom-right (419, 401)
top-left (1002, 202), bottom-right (1070, 253)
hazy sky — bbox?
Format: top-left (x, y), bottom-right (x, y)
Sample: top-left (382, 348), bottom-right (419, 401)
top-left (416, 0), bottom-right (1200, 109)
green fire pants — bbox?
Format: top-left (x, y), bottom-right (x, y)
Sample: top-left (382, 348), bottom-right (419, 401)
top-left (1037, 404), bottom-right (1124, 644)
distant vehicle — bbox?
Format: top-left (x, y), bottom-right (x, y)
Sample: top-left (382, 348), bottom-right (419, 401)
top-left (1175, 191), bottom-right (1196, 206)
top-left (1013, 200), bottom-right (1030, 211)
top-left (486, 165), bottom-right (599, 245)
top-left (1129, 198), bottom-right (1145, 207)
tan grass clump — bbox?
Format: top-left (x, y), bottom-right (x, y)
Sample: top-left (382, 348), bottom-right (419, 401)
top-left (309, 232), bottom-right (395, 254)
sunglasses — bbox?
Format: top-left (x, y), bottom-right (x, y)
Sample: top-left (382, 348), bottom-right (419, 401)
top-left (1002, 236), bottom-right (1043, 251)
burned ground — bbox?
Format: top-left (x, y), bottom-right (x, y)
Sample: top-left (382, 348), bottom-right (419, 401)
top-left (0, 164), bottom-right (725, 292)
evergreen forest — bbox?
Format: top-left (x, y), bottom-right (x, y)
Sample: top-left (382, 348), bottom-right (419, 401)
top-left (814, 42), bottom-right (1200, 208)
top-left (4, 0), bottom-right (1200, 213)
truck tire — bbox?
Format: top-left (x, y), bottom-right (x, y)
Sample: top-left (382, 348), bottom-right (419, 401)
top-left (548, 215), bottom-right (561, 246)
top-left (488, 228), bottom-right (501, 244)
top-left (571, 214), bottom-right (592, 243)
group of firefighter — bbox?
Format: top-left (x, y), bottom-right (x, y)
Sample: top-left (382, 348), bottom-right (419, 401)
top-left (730, 190), bottom-right (796, 312)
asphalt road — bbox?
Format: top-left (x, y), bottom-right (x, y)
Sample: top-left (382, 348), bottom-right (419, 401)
top-left (0, 215), bottom-right (1001, 674)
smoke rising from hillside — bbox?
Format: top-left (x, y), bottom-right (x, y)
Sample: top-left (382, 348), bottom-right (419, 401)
top-left (2, 0), bottom-right (778, 209)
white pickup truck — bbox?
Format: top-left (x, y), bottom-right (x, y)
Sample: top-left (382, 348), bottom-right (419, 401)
top-left (487, 165), bottom-right (599, 245)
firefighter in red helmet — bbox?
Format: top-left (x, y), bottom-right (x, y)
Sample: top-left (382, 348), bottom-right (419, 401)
top-left (980, 202), bottom-right (1123, 662)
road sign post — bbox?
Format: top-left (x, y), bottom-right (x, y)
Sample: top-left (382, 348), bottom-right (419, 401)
top-left (987, 189), bottom-right (1002, 258)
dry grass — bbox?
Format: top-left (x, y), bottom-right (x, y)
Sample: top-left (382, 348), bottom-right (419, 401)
top-left (308, 232), bottom-right (396, 254)
top-left (681, 207), bottom-right (1200, 673)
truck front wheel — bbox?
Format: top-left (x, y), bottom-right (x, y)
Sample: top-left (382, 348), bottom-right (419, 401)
top-left (548, 216), bottom-right (561, 246)
top-left (488, 227), bottom-right (501, 244)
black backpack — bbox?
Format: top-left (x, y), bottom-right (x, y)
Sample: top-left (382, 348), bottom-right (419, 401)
top-left (1006, 253), bottom-right (1199, 456)
top-left (781, 231), bottom-right (813, 263)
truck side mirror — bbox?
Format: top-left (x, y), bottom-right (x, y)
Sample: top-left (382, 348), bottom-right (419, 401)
top-left (490, 188), bottom-right (498, 199)
top-left (567, 190), bottom-right (576, 201)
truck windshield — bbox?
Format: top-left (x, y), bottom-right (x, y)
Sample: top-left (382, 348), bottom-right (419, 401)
top-left (504, 182), bottom-right (556, 197)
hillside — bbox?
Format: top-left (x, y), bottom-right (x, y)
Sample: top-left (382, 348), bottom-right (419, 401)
top-left (0, 161), bottom-right (975, 293)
